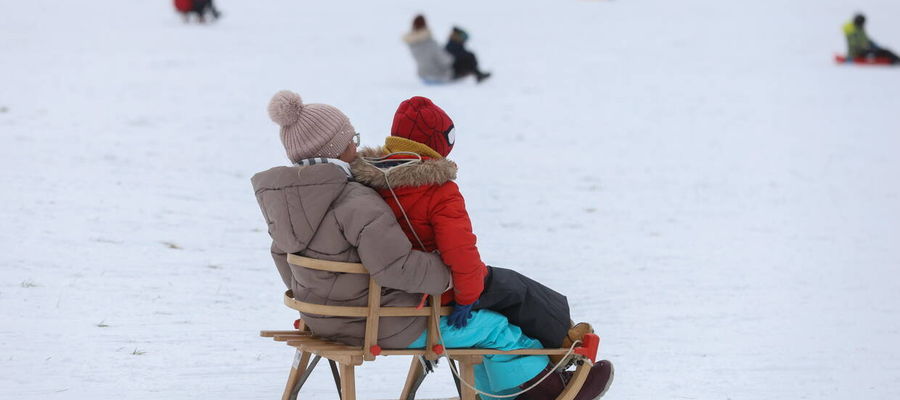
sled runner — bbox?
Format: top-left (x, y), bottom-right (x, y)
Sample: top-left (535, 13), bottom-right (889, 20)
top-left (834, 54), bottom-right (896, 66)
top-left (260, 254), bottom-right (602, 400)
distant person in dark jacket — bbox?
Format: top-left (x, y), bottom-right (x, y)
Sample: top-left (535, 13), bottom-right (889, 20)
top-left (445, 26), bottom-right (491, 82)
top-left (174, 0), bottom-right (221, 24)
top-left (843, 13), bottom-right (899, 64)
top-left (402, 15), bottom-right (491, 84)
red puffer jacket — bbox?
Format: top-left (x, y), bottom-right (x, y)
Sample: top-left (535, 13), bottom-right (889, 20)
top-left (174, 0), bottom-right (193, 12)
top-left (352, 149), bottom-right (486, 306)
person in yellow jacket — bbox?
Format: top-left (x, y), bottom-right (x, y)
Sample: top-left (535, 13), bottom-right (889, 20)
top-left (843, 14), bottom-right (899, 64)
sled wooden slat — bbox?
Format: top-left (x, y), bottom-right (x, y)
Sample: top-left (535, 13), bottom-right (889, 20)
top-left (441, 348), bottom-right (573, 356)
top-left (273, 335), bottom-right (313, 342)
top-left (283, 294), bottom-right (368, 317)
top-left (286, 347), bottom-right (360, 355)
top-left (400, 357), bottom-right (425, 400)
top-left (281, 349), bottom-right (309, 400)
top-left (425, 299), bottom-right (441, 361)
top-left (340, 363), bottom-right (356, 400)
top-left (456, 355), bottom-right (480, 400)
top-left (287, 254), bottom-right (369, 274)
top-left (301, 348), bottom-right (570, 356)
top-left (363, 278), bottom-right (381, 360)
top-left (290, 339), bottom-right (349, 347)
top-left (284, 291), bottom-right (454, 317)
top-left (279, 336), bottom-right (331, 344)
top-left (277, 347), bottom-right (573, 356)
top-left (379, 306), bottom-right (454, 317)
top-left (280, 336), bottom-right (325, 343)
top-left (261, 255), bottom-right (598, 400)
top-left (268, 332), bottom-right (313, 340)
top-left (260, 330), bottom-right (312, 338)
top-left (296, 344), bottom-right (356, 352)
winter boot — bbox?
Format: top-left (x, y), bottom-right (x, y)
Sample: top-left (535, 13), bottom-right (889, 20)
top-left (550, 322), bottom-right (594, 366)
top-left (516, 365), bottom-right (568, 400)
top-left (475, 71), bottom-right (492, 83)
top-left (564, 360), bottom-right (614, 400)
top-left (518, 360), bottom-right (614, 400)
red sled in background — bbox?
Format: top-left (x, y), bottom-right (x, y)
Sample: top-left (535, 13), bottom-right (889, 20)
top-left (834, 54), bottom-right (896, 66)
top-left (174, 0), bottom-right (193, 13)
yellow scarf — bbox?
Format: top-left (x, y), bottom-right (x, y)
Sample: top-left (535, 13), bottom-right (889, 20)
top-left (384, 136), bottom-right (443, 159)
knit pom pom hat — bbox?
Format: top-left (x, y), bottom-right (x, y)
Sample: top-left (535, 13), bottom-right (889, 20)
top-left (389, 96), bottom-right (455, 158)
top-left (268, 90), bottom-right (356, 163)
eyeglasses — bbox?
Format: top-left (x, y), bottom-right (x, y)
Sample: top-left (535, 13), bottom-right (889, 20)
top-left (352, 132), bottom-right (361, 147)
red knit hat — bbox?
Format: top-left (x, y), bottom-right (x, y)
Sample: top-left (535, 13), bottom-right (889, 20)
top-left (390, 96), bottom-right (455, 158)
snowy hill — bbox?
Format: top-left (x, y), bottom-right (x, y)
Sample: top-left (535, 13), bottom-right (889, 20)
top-left (1, 0), bottom-right (899, 399)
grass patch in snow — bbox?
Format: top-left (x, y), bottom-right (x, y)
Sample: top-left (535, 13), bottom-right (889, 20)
top-left (161, 241), bottom-right (182, 250)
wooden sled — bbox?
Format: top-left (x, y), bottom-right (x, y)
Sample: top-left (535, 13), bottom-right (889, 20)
top-left (260, 254), bottom-right (601, 400)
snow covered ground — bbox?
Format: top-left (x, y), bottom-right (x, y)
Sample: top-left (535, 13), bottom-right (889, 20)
top-left (2, 0), bottom-right (899, 399)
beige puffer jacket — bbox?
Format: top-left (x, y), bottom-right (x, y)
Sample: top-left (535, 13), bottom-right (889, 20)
top-left (251, 164), bottom-right (451, 348)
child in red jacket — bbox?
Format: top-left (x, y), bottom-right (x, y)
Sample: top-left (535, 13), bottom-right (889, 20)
top-left (355, 97), bottom-right (486, 317)
top-left (352, 97), bottom-right (590, 351)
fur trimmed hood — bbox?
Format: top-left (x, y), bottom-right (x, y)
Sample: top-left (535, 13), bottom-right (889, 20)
top-left (351, 146), bottom-right (457, 189)
top-left (402, 29), bottom-right (434, 44)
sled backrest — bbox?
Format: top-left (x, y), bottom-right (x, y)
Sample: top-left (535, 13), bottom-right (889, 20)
top-left (284, 254), bottom-right (451, 361)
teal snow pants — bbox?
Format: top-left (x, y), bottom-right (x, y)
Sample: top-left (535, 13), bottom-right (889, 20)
top-left (407, 309), bottom-right (549, 398)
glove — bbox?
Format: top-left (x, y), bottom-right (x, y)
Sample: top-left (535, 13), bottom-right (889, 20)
top-left (448, 301), bottom-right (477, 329)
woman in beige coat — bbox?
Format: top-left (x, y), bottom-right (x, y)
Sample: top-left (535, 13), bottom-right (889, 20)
top-left (253, 90), bottom-right (452, 348)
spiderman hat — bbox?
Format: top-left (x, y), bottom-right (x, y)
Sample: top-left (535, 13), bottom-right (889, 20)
top-left (385, 96), bottom-right (456, 159)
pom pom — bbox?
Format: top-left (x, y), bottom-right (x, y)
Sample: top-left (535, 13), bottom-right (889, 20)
top-left (268, 90), bottom-right (304, 126)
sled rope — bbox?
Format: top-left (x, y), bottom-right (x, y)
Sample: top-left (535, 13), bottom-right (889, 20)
top-left (361, 152), bottom-right (431, 252)
top-left (437, 325), bottom-right (582, 398)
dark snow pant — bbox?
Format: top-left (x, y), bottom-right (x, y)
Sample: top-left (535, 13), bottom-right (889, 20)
top-left (451, 50), bottom-right (482, 79)
top-left (859, 48), bottom-right (900, 63)
top-left (872, 49), bottom-right (900, 63)
top-left (192, 0), bottom-right (220, 20)
top-left (472, 266), bottom-right (572, 348)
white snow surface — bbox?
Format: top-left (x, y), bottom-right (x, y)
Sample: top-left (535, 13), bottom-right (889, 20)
top-left (2, 0), bottom-right (899, 399)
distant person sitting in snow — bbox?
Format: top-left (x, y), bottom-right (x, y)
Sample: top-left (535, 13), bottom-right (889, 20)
top-left (843, 13), bottom-right (899, 64)
top-left (174, 0), bottom-right (221, 24)
top-left (402, 15), bottom-right (491, 84)
top-left (445, 26), bottom-right (491, 82)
